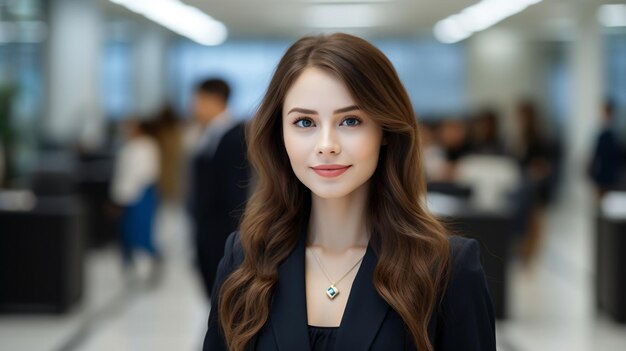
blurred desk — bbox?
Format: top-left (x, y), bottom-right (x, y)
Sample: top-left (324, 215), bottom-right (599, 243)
top-left (77, 153), bottom-right (116, 248)
top-left (0, 193), bottom-right (84, 313)
top-left (78, 177), bottom-right (115, 248)
top-left (429, 193), bottom-right (514, 319)
top-left (597, 192), bottom-right (626, 323)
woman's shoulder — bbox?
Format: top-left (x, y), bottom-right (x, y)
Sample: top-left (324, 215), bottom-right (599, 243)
top-left (210, 231), bottom-right (244, 298)
top-left (439, 235), bottom-right (495, 324)
top-left (221, 231), bottom-right (245, 268)
top-left (430, 235), bottom-right (496, 349)
top-left (205, 231), bottom-right (245, 351)
top-left (446, 235), bottom-right (485, 290)
top-left (448, 235), bottom-right (479, 262)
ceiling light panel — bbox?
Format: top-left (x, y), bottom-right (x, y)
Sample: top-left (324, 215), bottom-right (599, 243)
top-left (598, 4), bottom-right (626, 27)
top-left (434, 0), bottom-right (543, 44)
top-left (109, 0), bottom-right (227, 45)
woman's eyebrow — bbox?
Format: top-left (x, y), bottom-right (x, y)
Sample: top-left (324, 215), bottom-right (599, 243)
top-left (287, 105), bottom-right (360, 115)
top-left (334, 105), bottom-right (359, 114)
top-left (287, 107), bottom-right (317, 115)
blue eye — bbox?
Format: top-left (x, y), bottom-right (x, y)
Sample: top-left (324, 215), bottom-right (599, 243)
top-left (294, 118), bottom-right (314, 128)
top-left (341, 117), bottom-right (361, 127)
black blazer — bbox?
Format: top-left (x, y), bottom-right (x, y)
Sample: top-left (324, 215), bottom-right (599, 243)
top-left (204, 231), bottom-right (496, 350)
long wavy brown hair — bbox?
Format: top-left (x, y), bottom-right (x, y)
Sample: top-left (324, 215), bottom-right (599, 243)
top-left (218, 33), bottom-right (450, 351)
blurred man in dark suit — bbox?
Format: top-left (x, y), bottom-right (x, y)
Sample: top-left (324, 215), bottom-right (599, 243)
top-left (589, 99), bottom-right (622, 199)
top-left (188, 78), bottom-right (250, 299)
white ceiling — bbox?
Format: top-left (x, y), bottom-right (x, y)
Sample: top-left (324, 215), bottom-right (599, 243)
top-left (103, 0), bottom-right (622, 40)
top-left (182, 0), bottom-right (477, 37)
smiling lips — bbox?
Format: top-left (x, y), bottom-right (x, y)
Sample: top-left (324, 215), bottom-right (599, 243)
top-left (311, 164), bottom-right (351, 178)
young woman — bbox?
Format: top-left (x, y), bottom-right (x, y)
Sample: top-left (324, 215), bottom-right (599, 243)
top-left (204, 33), bottom-right (495, 351)
top-left (110, 120), bottom-right (161, 274)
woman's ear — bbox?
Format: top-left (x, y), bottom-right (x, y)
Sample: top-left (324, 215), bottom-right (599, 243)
top-left (381, 136), bottom-right (388, 146)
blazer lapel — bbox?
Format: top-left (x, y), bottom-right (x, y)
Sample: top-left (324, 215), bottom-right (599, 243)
top-left (269, 233), bottom-right (311, 351)
top-left (335, 243), bottom-right (390, 350)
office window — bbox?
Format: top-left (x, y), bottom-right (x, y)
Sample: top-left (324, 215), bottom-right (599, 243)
top-left (102, 41), bottom-right (134, 120)
top-left (375, 39), bottom-right (466, 116)
top-left (606, 34), bottom-right (626, 136)
top-left (0, 0), bottom-right (46, 180)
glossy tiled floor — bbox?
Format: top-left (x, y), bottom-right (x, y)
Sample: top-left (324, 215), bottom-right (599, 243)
top-left (1, 175), bottom-right (626, 351)
top-left (498, 173), bottom-right (626, 351)
top-left (0, 203), bottom-right (209, 351)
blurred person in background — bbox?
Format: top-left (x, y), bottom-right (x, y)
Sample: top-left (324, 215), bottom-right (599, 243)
top-left (454, 108), bottom-right (521, 211)
top-left (515, 99), bottom-right (560, 265)
top-left (188, 78), bottom-right (250, 299)
top-left (426, 116), bottom-right (518, 205)
top-left (110, 119), bottom-right (162, 282)
top-left (469, 107), bottom-right (506, 156)
top-left (438, 118), bottom-right (471, 181)
top-left (419, 121), bottom-right (447, 182)
top-left (152, 105), bottom-right (183, 202)
top-left (588, 99), bottom-right (622, 199)
top-left (185, 78), bottom-right (232, 152)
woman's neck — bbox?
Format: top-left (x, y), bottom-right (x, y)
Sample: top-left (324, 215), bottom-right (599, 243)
top-left (307, 184), bottom-right (370, 253)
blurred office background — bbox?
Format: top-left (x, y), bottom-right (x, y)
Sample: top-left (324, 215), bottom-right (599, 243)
top-left (1, 0), bottom-right (626, 350)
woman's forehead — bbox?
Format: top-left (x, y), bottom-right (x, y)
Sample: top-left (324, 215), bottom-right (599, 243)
top-left (283, 67), bottom-right (356, 115)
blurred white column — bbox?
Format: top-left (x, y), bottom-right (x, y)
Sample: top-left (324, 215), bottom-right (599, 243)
top-left (466, 28), bottom-right (539, 151)
top-left (560, 4), bottom-right (604, 286)
top-left (134, 27), bottom-right (169, 117)
top-left (46, 0), bottom-right (103, 149)
top-left (568, 4), bottom-right (604, 174)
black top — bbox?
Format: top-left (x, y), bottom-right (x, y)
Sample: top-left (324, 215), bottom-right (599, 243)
top-left (308, 325), bottom-right (338, 351)
top-left (204, 231), bottom-right (496, 350)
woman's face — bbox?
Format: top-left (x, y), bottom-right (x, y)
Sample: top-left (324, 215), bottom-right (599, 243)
top-left (282, 67), bottom-right (384, 200)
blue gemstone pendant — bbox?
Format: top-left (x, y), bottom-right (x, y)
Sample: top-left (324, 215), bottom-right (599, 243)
top-left (326, 285), bottom-right (340, 299)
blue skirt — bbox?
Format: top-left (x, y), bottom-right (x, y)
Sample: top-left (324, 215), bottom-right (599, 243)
top-left (120, 185), bottom-right (159, 262)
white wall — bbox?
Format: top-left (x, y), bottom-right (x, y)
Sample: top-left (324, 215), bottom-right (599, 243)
top-left (568, 3), bottom-right (604, 173)
top-left (47, 1), bottom-right (171, 147)
top-left (46, 0), bottom-right (103, 148)
top-left (466, 28), bottom-right (540, 153)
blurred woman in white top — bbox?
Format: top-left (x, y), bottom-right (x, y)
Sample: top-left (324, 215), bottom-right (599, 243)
top-left (110, 120), bottom-right (161, 276)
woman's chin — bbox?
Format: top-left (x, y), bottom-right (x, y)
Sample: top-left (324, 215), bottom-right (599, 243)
top-left (307, 183), bottom-right (369, 201)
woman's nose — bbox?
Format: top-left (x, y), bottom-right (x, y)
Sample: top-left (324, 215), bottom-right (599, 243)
top-left (315, 126), bottom-right (341, 155)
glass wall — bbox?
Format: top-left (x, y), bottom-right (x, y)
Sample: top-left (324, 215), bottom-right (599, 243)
top-left (606, 32), bottom-right (626, 138)
top-left (0, 0), bottom-right (47, 184)
top-left (102, 17), bottom-right (136, 121)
